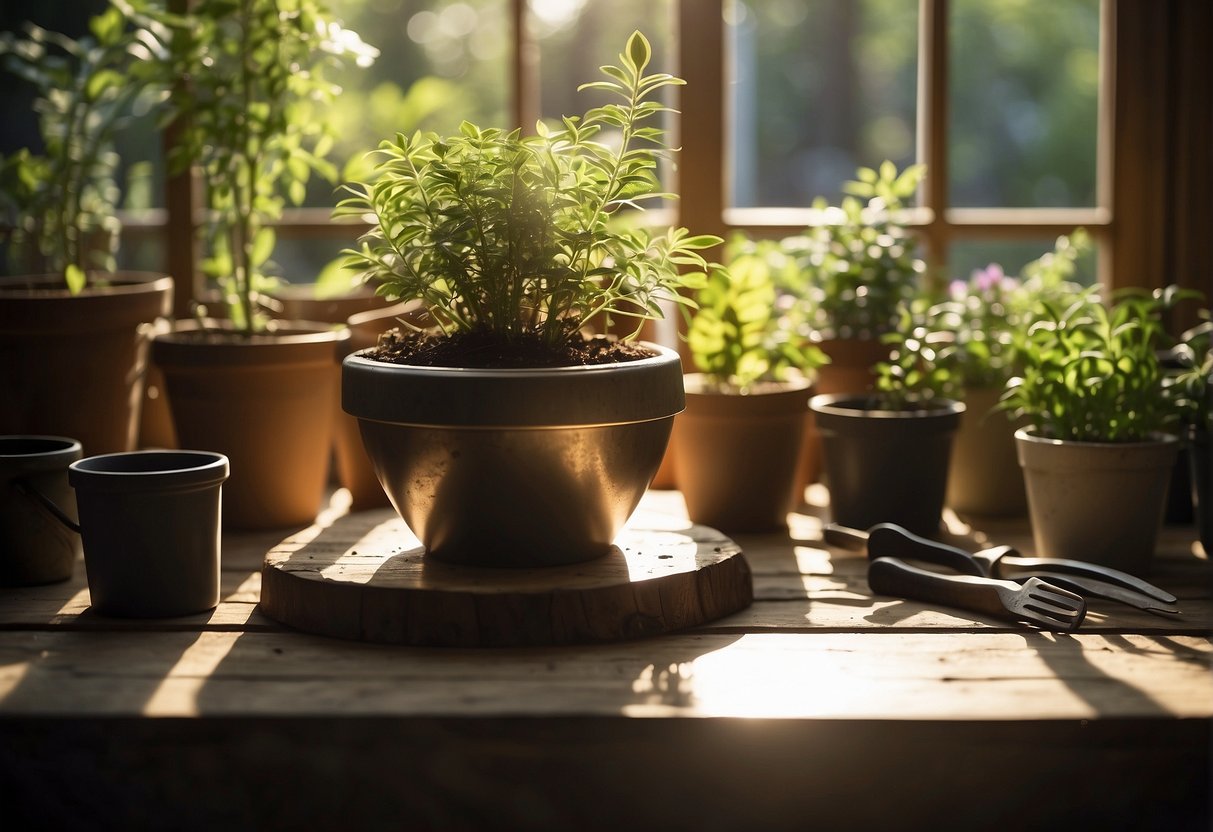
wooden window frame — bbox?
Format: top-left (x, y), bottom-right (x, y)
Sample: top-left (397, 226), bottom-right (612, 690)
top-left (154, 0), bottom-right (1211, 327)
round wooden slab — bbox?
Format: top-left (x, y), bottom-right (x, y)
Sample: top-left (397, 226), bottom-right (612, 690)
top-left (259, 510), bottom-right (752, 647)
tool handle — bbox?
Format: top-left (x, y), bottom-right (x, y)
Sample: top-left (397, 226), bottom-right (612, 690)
top-left (867, 557), bottom-right (1008, 619)
top-left (866, 524), bottom-right (986, 577)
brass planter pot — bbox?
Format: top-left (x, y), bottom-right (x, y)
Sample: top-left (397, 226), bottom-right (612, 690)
top-left (152, 321), bottom-right (349, 530)
top-left (0, 272), bottom-right (173, 455)
top-left (342, 344), bottom-right (684, 567)
top-left (671, 374), bottom-right (811, 532)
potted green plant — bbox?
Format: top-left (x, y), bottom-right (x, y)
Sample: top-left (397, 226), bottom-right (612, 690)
top-left (893, 231), bottom-right (1089, 516)
top-left (1002, 287), bottom-right (1188, 574)
top-left (743, 162), bottom-right (926, 492)
top-left (810, 306), bottom-right (966, 537)
top-left (670, 252), bottom-right (825, 532)
top-left (338, 32), bottom-right (719, 567)
top-left (148, 0), bottom-right (375, 529)
top-left (0, 4), bottom-right (174, 455)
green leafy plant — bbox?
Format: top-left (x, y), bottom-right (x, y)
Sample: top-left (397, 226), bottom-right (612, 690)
top-left (155, 0), bottom-right (376, 331)
top-left (875, 230), bottom-right (1091, 407)
top-left (335, 31), bottom-right (718, 356)
top-left (0, 2), bottom-right (167, 292)
top-left (777, 161), bottom-right (926, 341)
top-left (686, 247), bottom-right (826, 393)
top-left (1000, 286), bottom-right (1187, 443)
top-left (1167, 308), bottom-right (1212, 432)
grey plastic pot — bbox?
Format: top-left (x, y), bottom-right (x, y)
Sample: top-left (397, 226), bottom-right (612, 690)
top-left (1016, 428), bottom-right (1179, 575)
top-left (811, 394), bottom-right (965, 537)
top-left (0, 436), bottom-right (82, 585)
top-left (342, 343), bottom-right (684, 567)
top-left (69, 450), bottom-right (229, 617)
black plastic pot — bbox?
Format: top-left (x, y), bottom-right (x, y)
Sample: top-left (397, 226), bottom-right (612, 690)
top-left (810, 395), bottom-right (965, 537)
top-left (69, 450), bottom-right (229, 617)
top-left (0, 435), bottom-right (82, 585)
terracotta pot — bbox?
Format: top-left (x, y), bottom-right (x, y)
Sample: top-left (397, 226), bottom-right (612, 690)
top-left (1016, 428), bottom-right (1179, 575)
top-left (336, 301), bottom-right (431, 511)
top-left (70, 450), bottom-right (228, 617)
top-left (342, 343), bottom-right (683, 567)
top-left (266, 284), bottom-right (392, 324)
top-left (671, 374), bottom-right (811, 532)
top-left (945, 386), bottom-right (1027, 516)
top-left (0, 435), bottom-right (82, 585)
top-left (811, 394), bottom-right (964, 537)
top-left (0, 273), bottom-right (174, 455)
top-left (796, 337), bottom-right (891, 494)
top-left (151, 321), bottom-right (349, 530)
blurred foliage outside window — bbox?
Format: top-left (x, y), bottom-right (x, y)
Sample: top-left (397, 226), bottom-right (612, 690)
top-left (2, 0), bottom-right (1103, 285)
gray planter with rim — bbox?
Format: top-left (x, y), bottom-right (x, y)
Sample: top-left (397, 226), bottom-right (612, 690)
top-left (342, 344), bottom-right (683, 567)
top-left (1015, 428), bottom-right (1179, 575)
top-left (0, 435), bottom-right (82, 585)
top-left (811, 394), bottom-right (965, 536)
top-left (69, 450), bottom-right (229, 617)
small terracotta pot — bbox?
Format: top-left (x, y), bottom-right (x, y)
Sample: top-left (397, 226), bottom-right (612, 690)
top-left (672, 375), bottom-right (811, 532)
top-left (0, 273), bottom-right (173, 455)
top-left (1016, 428), bottom-right (1179, 575)
top-left (266, 284), bottom-right (392, 324)
top-left (70, 450), bottom-right (228, 617)
top-left (946, 386), bottom-right (1027, 516)
top-left (152, 321), bottom-right (349, 530)
top-left (0, 436), bottom-right (82, 585)
top-left (811, 394), bottom-right (965, 536)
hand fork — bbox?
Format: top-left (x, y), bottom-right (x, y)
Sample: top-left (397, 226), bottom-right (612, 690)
top-left (868, 556), bottom-right (1087, 632)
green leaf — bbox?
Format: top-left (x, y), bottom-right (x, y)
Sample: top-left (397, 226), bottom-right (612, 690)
top-left (626, 30), bottom-right (651, 73)
top-left (65, 264), bottom-right (86, 295)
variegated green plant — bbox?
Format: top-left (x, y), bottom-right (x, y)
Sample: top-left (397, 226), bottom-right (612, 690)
top-left (335, 31), bottom-right (718, 354)
top-left (687, 244), bottom-right (825, 392)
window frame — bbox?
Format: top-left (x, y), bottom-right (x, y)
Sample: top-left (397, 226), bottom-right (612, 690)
top-left (149, 0), bottom-right (1210, 327)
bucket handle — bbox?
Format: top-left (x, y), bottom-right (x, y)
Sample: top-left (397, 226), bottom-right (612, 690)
top-left (12, 478), bottom-right (81, 534)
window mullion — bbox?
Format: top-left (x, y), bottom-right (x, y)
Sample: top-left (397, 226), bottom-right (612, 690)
top-left (917, 0), bottom-right (948, 276)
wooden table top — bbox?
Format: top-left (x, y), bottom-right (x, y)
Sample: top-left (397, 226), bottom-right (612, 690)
top-left (2, 486), bottom-right (1209, 830)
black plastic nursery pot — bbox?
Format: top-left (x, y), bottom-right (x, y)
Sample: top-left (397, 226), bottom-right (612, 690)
top-left (810, 394), bottom-right (965, 537)
top-left (69, 450), bottom-right (229, 617)
top-left (342, 343), bottom-right (684, 567)
top-left (0, 435), bottom-right (82, 586)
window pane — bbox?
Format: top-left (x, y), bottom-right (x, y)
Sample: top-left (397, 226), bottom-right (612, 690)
top-left (535, 0), bottom-right (675, 121)
top-left (949, 0), bottom-right (1100, 208)
top-left (728, 0), bottom-right (919, 208)
top-left (311, 0), bottom-right (511, 207)
top-left (948, 238), bottom-right (1097, 287)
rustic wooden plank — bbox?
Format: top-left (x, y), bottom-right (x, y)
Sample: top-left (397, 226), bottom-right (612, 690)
top-left (0, 630), bottom-right (1207, 720)
top-left (260, 519), bottom-right (753, 646)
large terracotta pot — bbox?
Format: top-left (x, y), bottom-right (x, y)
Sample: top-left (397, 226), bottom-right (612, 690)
top-left (151, 321), bottom-right (349, 530)
top-left (796, 337), bottom-right (891, 496)
top-left (342, 343), bottom-right (683, 567)
top-left (1016, 428), bottom-right (1179, 575)
top-left (811, 394), bottom-right (964, 537)
top-left (945, 386), bottom-right (1027, 516)
top-left (671, 374), bottom-right (811, 532)
top-left (0, 272), bottom-right (173, 455)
